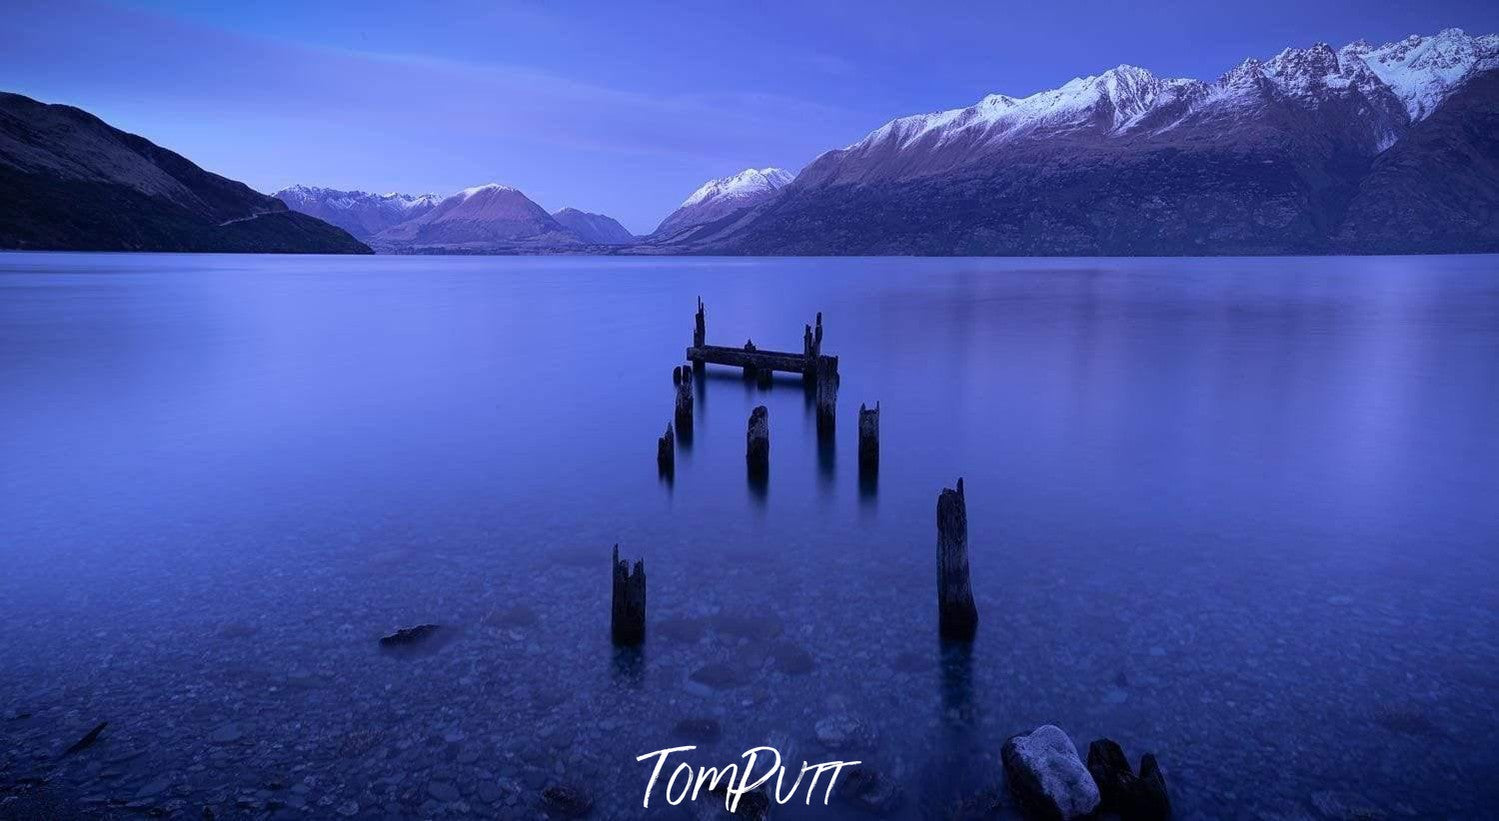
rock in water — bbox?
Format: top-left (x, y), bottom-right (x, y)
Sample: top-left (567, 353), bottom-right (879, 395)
top-left (379, 624), bottom-right (440, 647)
top-left (937, 478), bottom-right (978, 640)
top-left (611, 545), bottom-right (646, 645)
top-left (1001, 725), bottom-right (1100, 820)
top-left (541, 785), bottom-right (592, 817)
top-left (62, 721), bottom-right (107, 756)
top-left (1086, 739), bottom-right (1171, 820)
top-left (746, 406), bottom-right (769, 474)
top-left (1136, 754), bottom-right (1171, 820)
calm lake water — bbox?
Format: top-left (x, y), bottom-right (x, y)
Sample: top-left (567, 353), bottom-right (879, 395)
top-left (2, 252), bottom-right (1497, 819)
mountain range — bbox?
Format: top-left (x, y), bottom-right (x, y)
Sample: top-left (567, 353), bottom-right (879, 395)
top-left (274, 185), bottom-right (637, 252)
top-left (0, 92), bottom-right (368, 253)
top-left (715, 28), bottom-right (1499, 255)
top-left (4, 28), bottom-right (1497, 256)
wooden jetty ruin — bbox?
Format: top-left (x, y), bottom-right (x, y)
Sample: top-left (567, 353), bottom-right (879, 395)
top-left (686, 298), bottom-right (839, 384)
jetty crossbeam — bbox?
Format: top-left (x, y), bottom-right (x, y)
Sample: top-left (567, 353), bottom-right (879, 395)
top-left (685, 344), bottom-right (814, 375)
top-left (685, 299), bottom-right (836, 379)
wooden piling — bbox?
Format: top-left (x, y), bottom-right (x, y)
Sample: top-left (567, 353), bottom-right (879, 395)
top-left (693, 297), bottom-right (706, 349)
top-left (673, 365), bottom-right (693, 429)
top-left (746, 405), bottom-right (769, 473)
top-left (815, 354), bottom-right (839, 434)
top-left (657, 422), bottom-right (674, 474)
top-left (858, 402), bottom-right (880, 470)
top-left (937, 478), bottom-right (978, 640)
top-left (612, 545), bottom-right (646, 645)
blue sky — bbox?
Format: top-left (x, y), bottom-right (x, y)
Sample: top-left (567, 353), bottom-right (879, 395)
top-left (5, 1), bottom-right (1497, 233)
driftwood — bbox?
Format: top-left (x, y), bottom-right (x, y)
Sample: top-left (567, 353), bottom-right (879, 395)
top-left (611, 545), bottom-right (646, 645)
top-left (937, 478), bottom-right (978, 640)
top-left (746, 405), bottom-right (769, 474)
top-left (858, 402), bottom-right (880, 470)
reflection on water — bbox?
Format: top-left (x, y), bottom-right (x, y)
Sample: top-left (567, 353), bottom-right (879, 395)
top-left (1, 253), bottom-right (1498, 818)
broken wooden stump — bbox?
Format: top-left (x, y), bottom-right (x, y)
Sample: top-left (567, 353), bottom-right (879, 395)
top-left (673, 365), bottom-right (693, 429)
top-left (657, 422), bottom-right (674, 475)
top-left (814, 354), bottom-right (839, 434)
top-left (693, 297), bottom-right (706, 348)
top-left (746, 405), bottom-right (769, 474)
top-left (858, 402), bottom-right (880, 471)
top-left (937, 478), bottom-right (978, 640)
top-left (611, 545), bottom-right (646, 645)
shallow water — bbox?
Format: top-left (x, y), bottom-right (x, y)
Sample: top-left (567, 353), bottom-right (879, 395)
top-left (2, 252), bottom-right (1497, 819)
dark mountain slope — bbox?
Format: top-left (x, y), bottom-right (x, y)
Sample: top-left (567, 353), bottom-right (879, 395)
top-left (0, 92), bottom-right (369, 253)
top-left (1335, 69), bottom-right (1499, 253)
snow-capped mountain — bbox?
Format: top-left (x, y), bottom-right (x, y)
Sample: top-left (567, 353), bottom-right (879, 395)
top-left (371, 183), bottom-right (578, 251)
top-left (273, 185), bottom-right (438, 240)
top-left (551, 208), bottom-right (635, 244)
top-left (707, 28), bottom-right (1499, 255)
top-left (652, 168), bottom-right (794, 239)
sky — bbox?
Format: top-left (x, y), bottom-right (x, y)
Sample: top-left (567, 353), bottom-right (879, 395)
top-left (4, 1), bottom-right (1498, 233)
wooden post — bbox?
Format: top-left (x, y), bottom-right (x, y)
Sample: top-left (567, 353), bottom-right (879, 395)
top-left (673, 365), bottom-right (693, 430)
top-left (693, 297), bottom-right (706, 348)
top-left (746, 405), bottom-right (769, 474)
top-left (937, 478), bottom-right (978, 640)
top-left (612, 545), bottom-right (646, 645)
top-left (814, 312), bottom-right (823, 353)
top-left (858, 402), bottom-right (880, 471)
top-left (815, 354), bottom-right (838, 434)
top-left (657, 422), bottom-right (674, 474)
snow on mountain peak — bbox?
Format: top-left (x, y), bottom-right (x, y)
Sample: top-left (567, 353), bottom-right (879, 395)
top-left (844, 28), bottom-right (1495, 158)
top-left (1348, 28), bottom-right (1499, 119)
top-left (680, 168), bottom-right (793, 207)
top-left (457, 183), bottom-right (518, 199)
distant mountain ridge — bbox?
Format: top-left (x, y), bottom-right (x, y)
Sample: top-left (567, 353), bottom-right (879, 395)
top-left (552, 208), bottom-right (635, 244)
top-left (650, 167), bottom-right (794, 242)
top-left (0, 92), bottom-right (369, 253)
top-left (707, 28), bottom-right (1499, 255)
top-left (273, 186), bottom-right (438, 240)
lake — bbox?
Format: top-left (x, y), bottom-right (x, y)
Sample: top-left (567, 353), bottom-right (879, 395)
top-left (2, 252), bottom-right (1497, 819)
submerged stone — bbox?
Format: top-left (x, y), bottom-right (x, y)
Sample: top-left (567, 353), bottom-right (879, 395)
top-left (1001, 725), bottom-right (1099, 820)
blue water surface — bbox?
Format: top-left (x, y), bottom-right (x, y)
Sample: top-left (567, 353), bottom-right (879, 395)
top-left (1, 252), bottom-right (1497, 819)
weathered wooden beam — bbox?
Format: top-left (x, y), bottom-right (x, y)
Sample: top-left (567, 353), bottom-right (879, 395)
top-left (746, 405), bottom-right (769, 474)
top-left (611, 545), bottom-right (646, 645)
top-left (937, 478), bottom-right (978, 640)
top-left (858, 402), bottom-right (880, 471)
top-left (686, 344), bottom-right (810, 374)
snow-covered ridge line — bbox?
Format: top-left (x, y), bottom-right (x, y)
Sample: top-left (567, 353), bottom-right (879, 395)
top-left (681, 168), bottom-right (794, 208)
top-left (848, 28), bottom-right (1498, 152)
